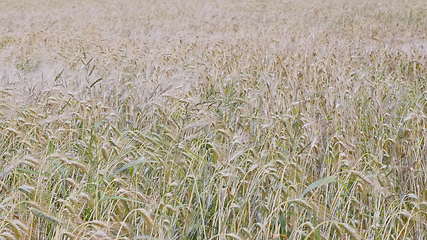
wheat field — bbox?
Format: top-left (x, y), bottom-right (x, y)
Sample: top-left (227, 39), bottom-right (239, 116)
top-left (0, 0), bottom-right (427, 239)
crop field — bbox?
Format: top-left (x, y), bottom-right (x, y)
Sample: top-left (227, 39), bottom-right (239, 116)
top-left (0, 0), bottom-right (427, 239)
